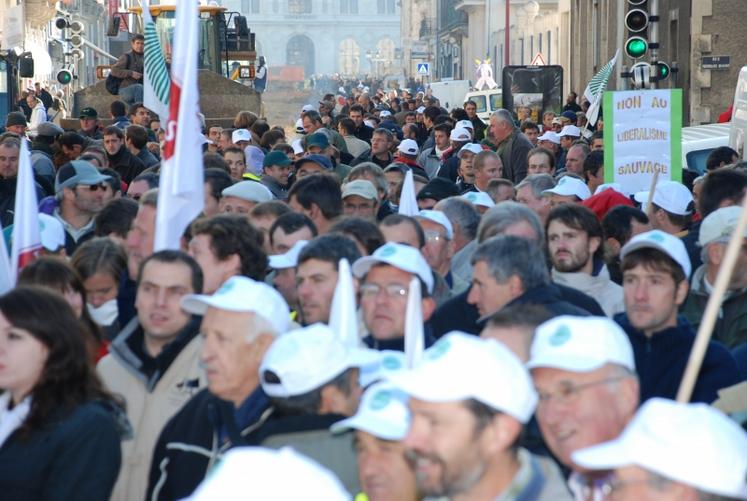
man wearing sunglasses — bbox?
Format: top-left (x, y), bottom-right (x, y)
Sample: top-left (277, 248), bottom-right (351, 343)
top-left (53, 160), bottom-right (112, 254)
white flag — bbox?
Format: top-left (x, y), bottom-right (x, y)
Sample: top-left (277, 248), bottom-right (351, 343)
top-left (141, 0), bottom-right (170, 122)
top-left (583, 49), bottom-right (619, 127)
top-left (154, 0), bottom-right (204, 251)
top-left (0, 220), bottom-right (13, 294)
top-left (329, 258), bottom-right (359, 348)
top-left (404, 277), bottom-right (424, 368)
top-left (398, 169), bottom-right (418, 217)
top-left (10, 139), bottom-right (42, 281)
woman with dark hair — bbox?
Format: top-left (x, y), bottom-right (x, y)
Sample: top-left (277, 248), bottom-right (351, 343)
top-left (0, 286), bottom-right (125, 501)
top-left (71, 238), bottom-right (128, 341)
top-left (18, 257), bottom-right (107, 361)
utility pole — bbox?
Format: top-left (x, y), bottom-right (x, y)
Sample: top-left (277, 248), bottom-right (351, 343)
top-left (504, 0), bottom-right (510, 68)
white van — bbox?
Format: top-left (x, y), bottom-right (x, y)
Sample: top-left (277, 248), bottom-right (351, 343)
top-left (428, 80), bottom-right (471, 110)
top-left (464, 89), bottom-right (502, 123)
top-left (681, 122), bottom-right (731, 174)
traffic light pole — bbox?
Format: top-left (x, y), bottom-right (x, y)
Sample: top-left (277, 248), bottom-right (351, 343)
top-left (648, 0), bottom-right (659, 89)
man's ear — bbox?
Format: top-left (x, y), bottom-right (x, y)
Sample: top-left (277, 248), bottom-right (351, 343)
top-left (606, 237), bottom-right (621, 257)
top-left (422, 297), bottom-right (436, 321)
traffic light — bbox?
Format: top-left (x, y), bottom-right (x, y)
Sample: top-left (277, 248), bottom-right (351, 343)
top-left (56, 67), bottom-right (73, 85)
top-left (624, 0), bottom-right (650, 60)
top-left (652, 61), bottom-right (670, 81)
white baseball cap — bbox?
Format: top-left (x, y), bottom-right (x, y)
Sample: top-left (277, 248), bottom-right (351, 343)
top-left (301, 104), bottom-right (315, 112)
top-left (291, 138), bottom-right (304, 155)
top-left (572, 398), bottom-right (747, 498)
top-left (620, 229), bottom-right (691, 278)
top-left (330, 382), bottom-right (410, 440)
top-left (397, 139), bottom-right (419, 156)
top-left (231, 128), bottom-right (252, 143)
top-left (698, 206), bottom-right (745, 247)
top-left (537, 131), bottom-right (560, 144)
top-left (527, 316), bottom-right (635, 372)
top-left (558, 125), bottom-right (581, 138)
top-left (38, 214), bottom-right (65, 252)
top-left (259, 324), bottom-right (379, 398)
top-left (379, 110), bottom-right (392, 118)
top-left (450, 127), bottom-right (472, 142)
top-left (352, 242), bottom-right (434, 294)
top-left (594, 182), bottom-right (626, 196)
top-left (388, 332), bottom-right (538, 423)
top-left (457, 142), bottom-right (483, 158)
top-left (221, 181), bottom-right (274, 204)
top-left (268, 240), bottom-right (308, 270)
top-left (416, 209), bottom-right (454, 240)
top-left (359, 350), bottom-right (406, 388)
top-left (188, 447), bottom-right (349, 501)
top-left (461, 191), bottom-right (496, 209)
top-left (634, 180), bottom-right (693, 216)
top-left (542, 175), bottom-right (591, 200)
top-left (181, 276), bottom-right (291, 334)
top-left (456, 119), bottom-right (474, 130)
top-left (295, 119), bottom-right (305, 134)
top-left (416, 106), bottom-right (426, 114)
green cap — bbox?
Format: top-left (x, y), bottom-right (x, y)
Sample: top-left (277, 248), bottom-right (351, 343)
top-left (263, 150), bottom-right (292, 168)
top-left (306, 132), bottom-right (330, 150)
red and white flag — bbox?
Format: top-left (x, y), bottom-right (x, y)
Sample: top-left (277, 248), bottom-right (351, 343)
top-left (154, 0), bottom-right (204, 251)
top-left (10, 139), bottom-right (42, 281)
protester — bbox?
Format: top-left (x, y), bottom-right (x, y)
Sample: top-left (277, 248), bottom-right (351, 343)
top-left (0, 287), bottom-right (124, 501)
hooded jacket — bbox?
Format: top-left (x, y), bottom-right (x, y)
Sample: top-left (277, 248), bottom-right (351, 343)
top-left (680, 264), bottom-right (747, 349)
top-left (97, 315), bottom-right (205, 501)
top-left (614, 313), bottom-right (740, 403)
top-left (552, 262), bottom-right (625, 317)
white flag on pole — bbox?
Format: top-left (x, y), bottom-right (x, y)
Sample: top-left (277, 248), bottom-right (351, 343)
top-left (583, 49), bottom-right (620, 127)
top-left (141, 0), bottom-right (170, 122)
top-left (10, 139), bottom-right (42, 282)
top-left (154, 0), bottom-right (204, 251)
top-left (0, 220), bottom-right (13, 294)
top-left (404, 277), bottom-right (424, 368)
top-left (398, 169), bottom-right (418, 217)
top-left (329, 258), bottom-right (360, 348)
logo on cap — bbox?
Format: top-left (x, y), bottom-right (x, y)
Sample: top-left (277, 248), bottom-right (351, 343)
top-left (379, 245), bottom-right (397, 258)
top-left (559, 177), bottom-right (568, 185)
top-left (465, 193), bottom-right (477, 201)
top-left (550, 325), bottom-right (572, 346)
top-left (369, 390), bottom-right (392, 411)
top-left (426, 338), bottom-right (451, 360)
top-left (382, 355), bottom-right (403, 370)
top-left (217, 280), bottom-right (235, 295)
top-left (649, 232), bottom-right (665, 243)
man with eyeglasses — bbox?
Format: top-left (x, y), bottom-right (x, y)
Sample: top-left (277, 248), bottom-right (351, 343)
top-left (352, 242), bottom-right (437, 351)
top-left (572, 398), bottom-right (747, 501)
top-left (528, 316), bottom-right (639, 501)
top-left (53, 160), bottom-right (112, 254)
top-left (415, 210), bottom-right (468, 295)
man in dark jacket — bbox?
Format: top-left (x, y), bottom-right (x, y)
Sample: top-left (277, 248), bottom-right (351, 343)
top-left (146, 276), bottom-right (291, 501)
top-left (77, 107), bottom-right (104, 140)
top-left (125, 124), bottom-right (159, 168)
top-left (351, 128), bottom-right (395, 169)
top-left (110, 34), bottom-right (145, 105)
top-left (103, 125), bottom-right (145, 184)
top-left (614, 230), bottom-right (740, 403)
top-left (0, 135), bottom-right (45, 227)
top-left (490, 109), bottom-right (533, 183)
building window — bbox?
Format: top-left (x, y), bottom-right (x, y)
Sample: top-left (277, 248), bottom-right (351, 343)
top-left (341, 0), bottom-right (348, 13)
top-left (350, 0), bottom-right (358, 13)
top-left (241, 0), bottom-right (260, 13)
top-left (377, 0), bottom-right (385, 14)
top-left (288, 0), bottom-right (311, 14)
top-left (387, 0), bottom-right (395, 13)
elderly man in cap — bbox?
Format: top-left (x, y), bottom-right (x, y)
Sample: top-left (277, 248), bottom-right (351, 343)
top-left (146, 276), bottom-right (291, 501)
top-left (54, 160), bottom-right (112, 254)
top-left (331, 382), bottom-right (419, 501)
top-left (253, 324), bottom-right (378, 494)
top-left (342, 179), bottom-right (380, 220)
top-left (542, 175), bottom-right (591, 208)
top-left (219, 180), bottom-right (274, 215)
top-left (390, 332), bottom-right (571, 500)
top-left (572, 398), bottom-right (747, 501)
top-left (260, 150), bottom-right (292, 200)
top-left (516, 174), bottom-right (556, 224)
top-left (614, 230), bottom-right (740, 403)
top-left (682, 207), bottom-right (747, 348)
top-left (4, 111), bottom-right (27, 136)
top-left (353, 242), bottom-right (437, 351)
top-left (490, 109), bottom-right (534, 183)
top-left (78, 106), bottom-right (104, 140)
top-left (294, 153), bottom-right (335, 179)
top-left (529, 316), bottom-right (640, 500)
top-left (415, 209), bottom-right (467, 295)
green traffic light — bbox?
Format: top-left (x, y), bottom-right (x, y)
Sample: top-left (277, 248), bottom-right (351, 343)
top-left (57, 70), bottom-right (72, 85)
top-left (625, 37), bottom-right (647, 59)
top-left (657, 62), bottom-right (670, 80)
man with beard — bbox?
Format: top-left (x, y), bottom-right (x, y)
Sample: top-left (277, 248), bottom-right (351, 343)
top-left (389, 332), bottom-right (570, 500)
top-left (547, 204), bottom-right (625, 317)
top-left (53, 160), bottom-right (112, 254)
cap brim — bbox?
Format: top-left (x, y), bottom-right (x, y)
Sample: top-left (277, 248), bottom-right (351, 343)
top-left (269, 255), bottom-right (295, 269)
top-left (527, 354), bottom-right (606, 372)
top-left (352, 255), bottom-right (385, 279)
top-left (180, 294), bottom-right (259, 315)
top-left (387, 369), bottom-right (464, 404)
top-left (330, 414), bottom-right (407, 441)
top-left (571, 437), bottom-right (632, 471)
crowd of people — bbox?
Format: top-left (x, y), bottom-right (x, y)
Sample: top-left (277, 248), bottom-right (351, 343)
top-left (1, 71), bottom-right (747, 501)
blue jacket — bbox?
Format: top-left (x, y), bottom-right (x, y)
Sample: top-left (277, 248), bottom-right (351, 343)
top-left (614, 314), bottom-right (741, 403)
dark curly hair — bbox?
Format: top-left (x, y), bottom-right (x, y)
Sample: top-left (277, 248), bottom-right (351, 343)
top-left (190, 214), bottom-right (268, 280)
top-left (0, 286), bottom-right (119, 438)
